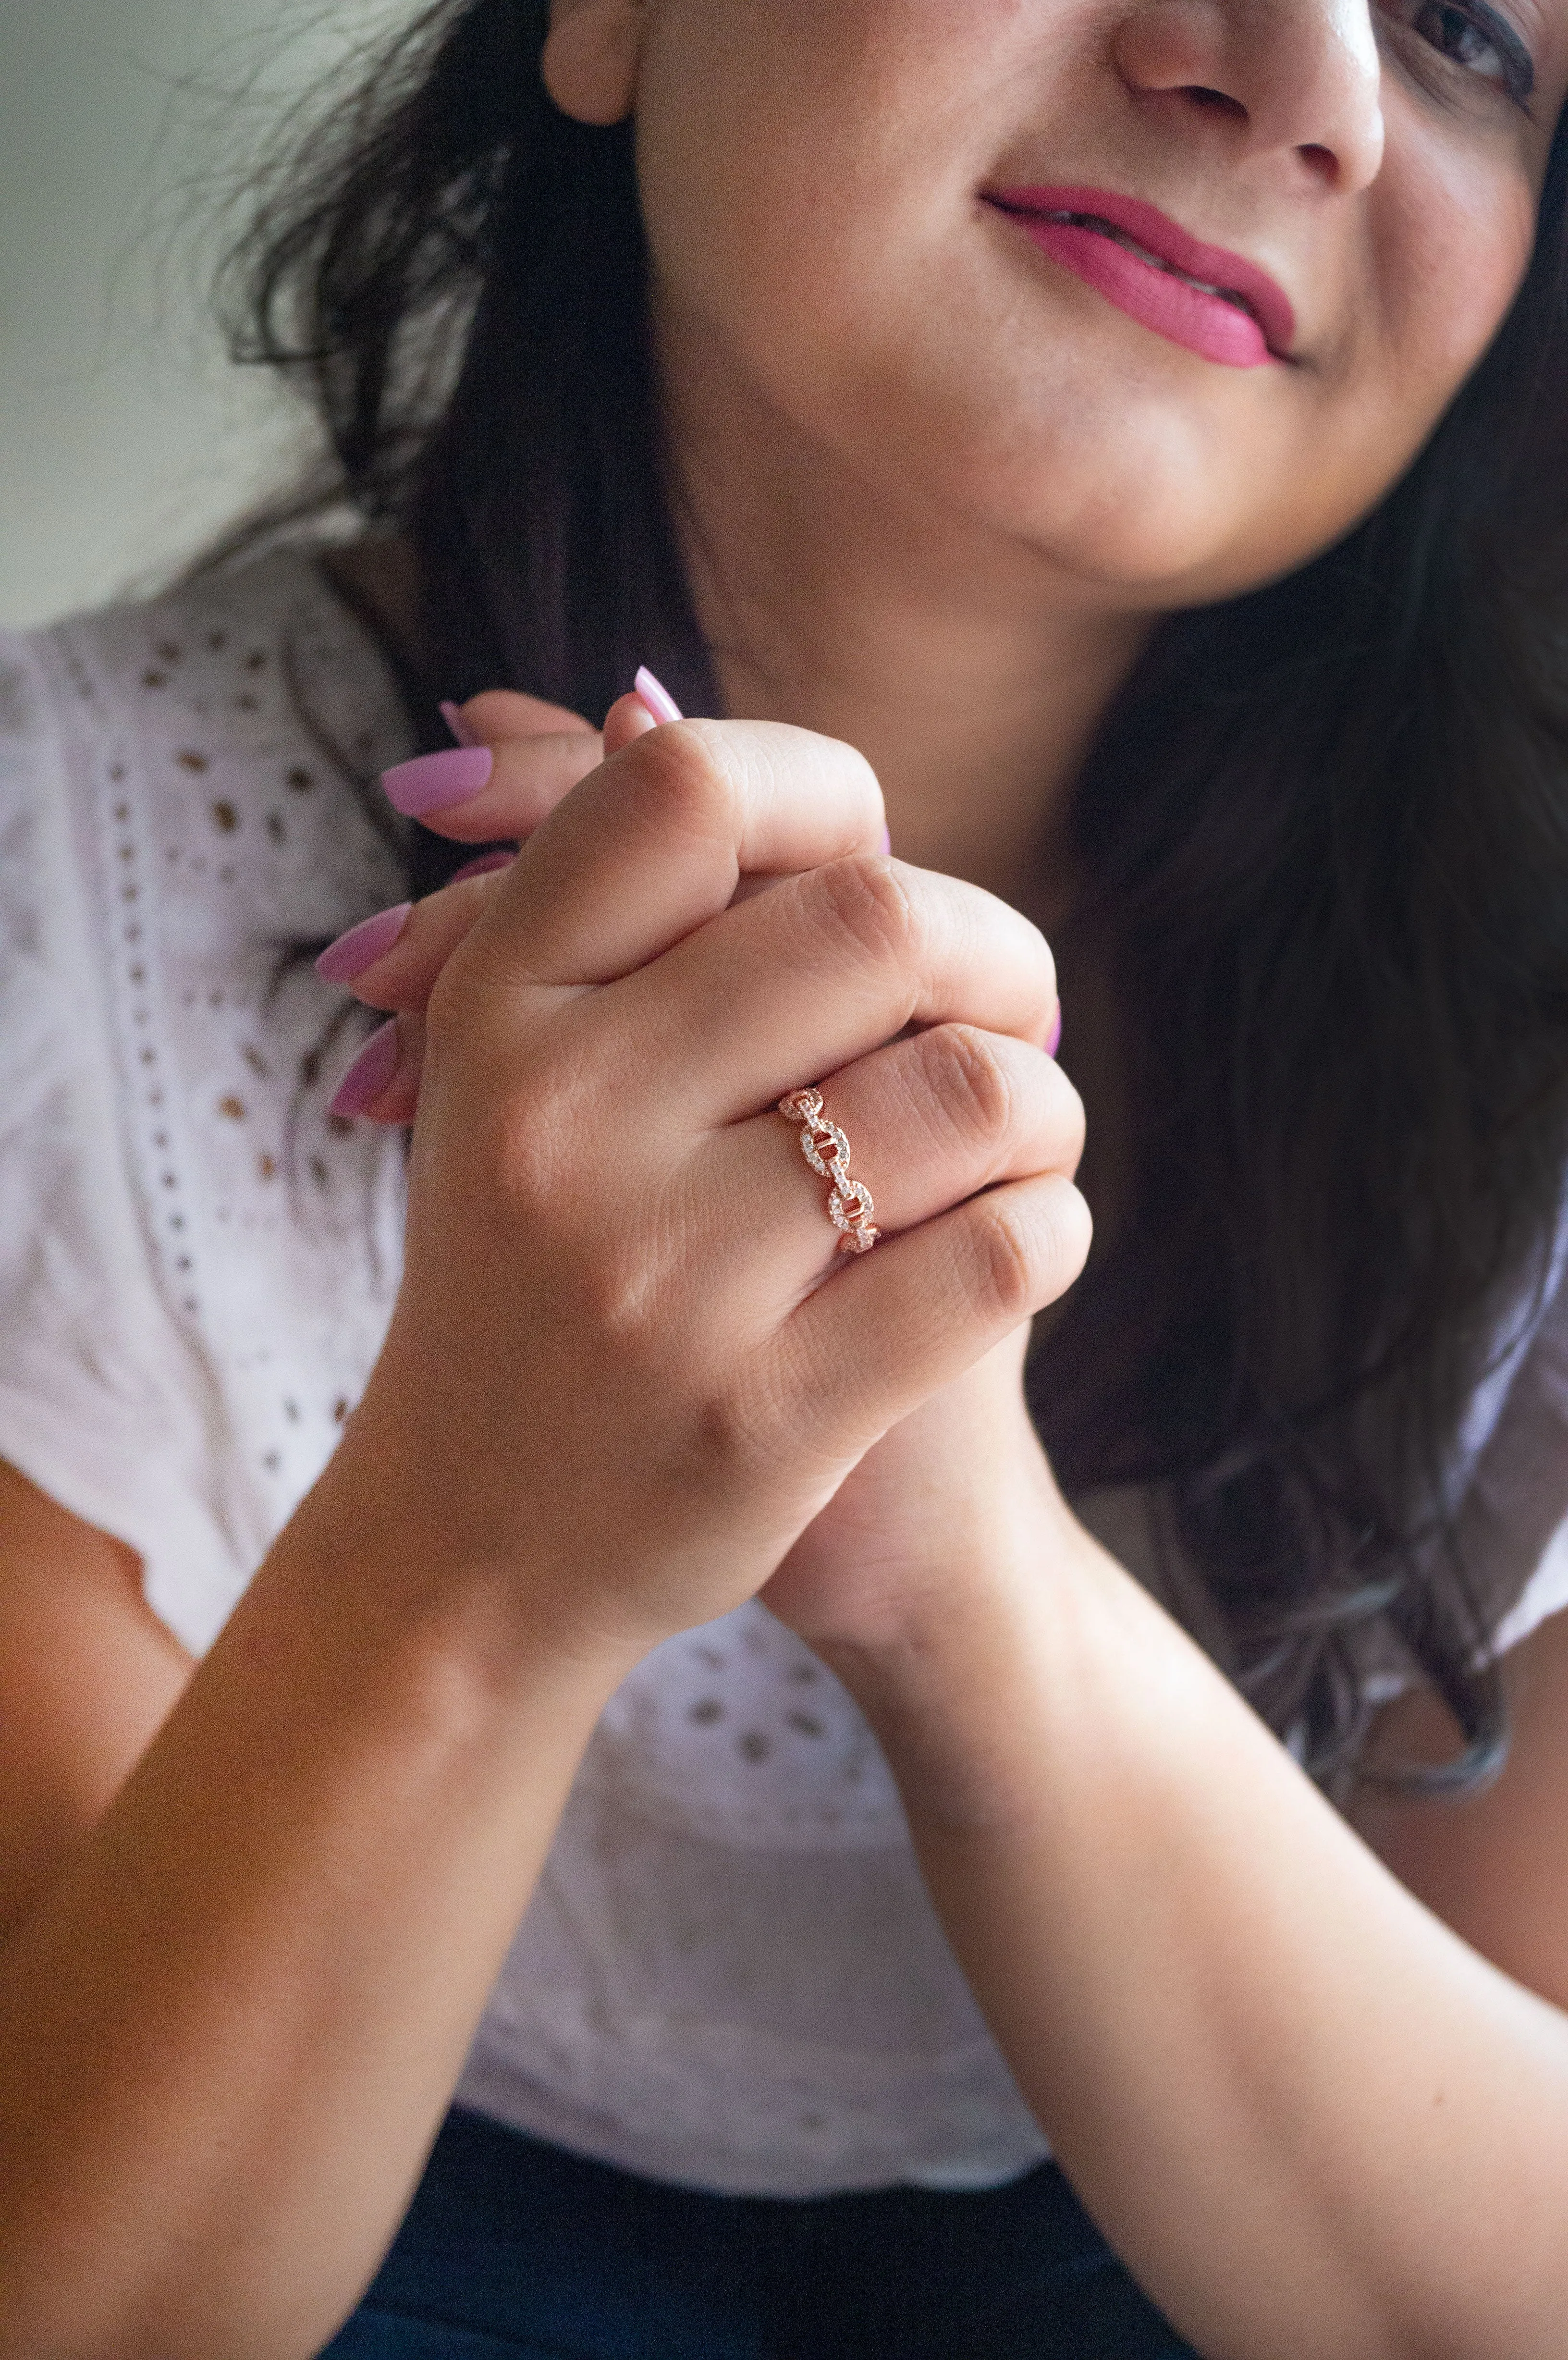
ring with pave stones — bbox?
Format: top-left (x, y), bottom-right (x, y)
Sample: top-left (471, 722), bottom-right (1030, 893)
top-left (777, 1087), bottom-right (880, 1254)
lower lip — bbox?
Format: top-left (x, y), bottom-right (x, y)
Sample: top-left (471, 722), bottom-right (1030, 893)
top-left (996, 209), bottom-right (1275, 371)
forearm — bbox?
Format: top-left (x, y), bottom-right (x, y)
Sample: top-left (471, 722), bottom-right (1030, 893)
top-left (0, 1444), bottom-right (636, 2360)
top-left (825, 1504), bottom-right (1568, 2360)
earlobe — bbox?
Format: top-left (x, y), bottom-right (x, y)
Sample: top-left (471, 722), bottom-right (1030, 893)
top-left (541, 0), bottom-right (644, 127)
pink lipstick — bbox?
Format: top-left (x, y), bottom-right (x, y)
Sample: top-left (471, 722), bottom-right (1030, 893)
top-left (985, 184), bottom-right (1294, 370)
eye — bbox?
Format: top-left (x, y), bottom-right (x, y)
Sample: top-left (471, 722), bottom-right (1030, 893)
top-left (1407, 0), bottom-right (1536, 103)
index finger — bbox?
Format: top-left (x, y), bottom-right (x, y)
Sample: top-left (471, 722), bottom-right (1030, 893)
top-left (399, 691), bottom-right (658, 845)
top-left (460, 718), bottom-right (887, 990)
top-left (442, 688), bottom-right (598, 746)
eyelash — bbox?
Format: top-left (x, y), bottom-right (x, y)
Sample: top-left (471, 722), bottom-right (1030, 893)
top-left (1401, 0), bottom-right (1537, 110)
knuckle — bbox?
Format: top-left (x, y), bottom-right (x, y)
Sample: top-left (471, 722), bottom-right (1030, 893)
top-left (618, 721), bottom-right (740, 849)
top-left (581, 1245), bottom-right (669, 1357)
top-left (1045, 1180), bottom-right (1095, 1290)
top-left (423, 953), bottom-right (473, 1052)
top-left (681, 1376), bottom-right (772, 1498)
top-left (800, 853), bottom-right (920, 969)
top-left (477, 1035), bottom-right (606, 1212)
top-left (723, 718), bottom-right (883, 836)
top-left (1046, 1060), bottom-right (1088, 1172)
top-left (915, 1025), bottom-right (1015, 1155)
top-left (491, 1077), bottom-right (575, 1212)
top-left (1033, 931), bottom-right (1058, 1015)
top-left (795, 728), bottom-right (883, 823)
top-left (969, 1198), bottom-right (1040, 1323)
top-left (964, 1179), bottom-right (1091, 1319)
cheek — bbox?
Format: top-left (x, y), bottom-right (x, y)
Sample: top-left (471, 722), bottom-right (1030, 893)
top-left (635, 0), bottom-right (1044, 354)
top-left (1199, 167), bottom-right (1539, 599)
top-left (1048, 152), bottom-right (1542, 596)
top-left (1344, 149), bottom-right (1537, 485)
top-left (634, 2), bottom-right (1544, 605)
top-left (1393, 187), bottom-right (1534, 370)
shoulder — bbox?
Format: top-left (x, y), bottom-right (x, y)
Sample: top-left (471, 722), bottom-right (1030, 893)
top-left (5, 550), bottom-right (416, 1233)
top-left (4, 552), bottom-right (414, 967)
top-left (0, 554), bottom-right (414, 1653)
top-left (24, 549), bottom-right (412, 933)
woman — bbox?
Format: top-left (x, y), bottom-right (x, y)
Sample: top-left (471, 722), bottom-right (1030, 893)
top-left (2, 0), bottom-right (1568, 2352)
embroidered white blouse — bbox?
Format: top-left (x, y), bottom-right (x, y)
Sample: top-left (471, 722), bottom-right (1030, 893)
top-left (2, 550), bottom-right (1566, 2199)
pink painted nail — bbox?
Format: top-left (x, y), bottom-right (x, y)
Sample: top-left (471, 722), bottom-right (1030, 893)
top-left (450, 850), bottom-right (516, 883)
top-left (1045, 1007), bottom-right (1063, 1059)
top-left (330, 1020), bottom-right (401, 1119)
top-left (315, 902), bottom-right (412, 984)
top-left (382, 745), bottom-right (494, 817)
top-left (439, 699), bottom-right (480, 749)
top-left (633, 665), bottom-right (684, 725)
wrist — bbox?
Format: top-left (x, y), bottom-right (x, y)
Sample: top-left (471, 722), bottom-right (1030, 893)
top-left (816, 1432), bottom-right (1078, 1643)
top-left (812, 1476), bottom-right (1122, 1829)
top-left (292, 1404), bottom-right (648, 1719)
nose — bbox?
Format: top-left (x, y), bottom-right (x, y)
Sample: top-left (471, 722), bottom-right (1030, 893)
top-left (1112, 0), bottom-right (1385, 196)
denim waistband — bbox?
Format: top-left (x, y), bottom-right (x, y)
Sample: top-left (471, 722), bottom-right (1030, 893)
top-left (320, 2105), bottom-right (1197, 2360)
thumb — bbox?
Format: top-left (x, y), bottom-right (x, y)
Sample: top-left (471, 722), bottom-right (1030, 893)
top-left (603, 687), bottom-right (662, 758)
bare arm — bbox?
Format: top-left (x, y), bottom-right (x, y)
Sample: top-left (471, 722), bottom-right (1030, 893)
top-left (0, 1460), bottom-right (193, 1947)
top-left (0, 1441), bottom-right (634, 2360)
top-left (0, 711), bottom-right (1084, 2360)
top-left (823, 1482), bottom-right (1568, 2360)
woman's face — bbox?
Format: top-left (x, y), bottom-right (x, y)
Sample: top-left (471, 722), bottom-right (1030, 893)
top-left (632, 0), bottom-right (1568, 604)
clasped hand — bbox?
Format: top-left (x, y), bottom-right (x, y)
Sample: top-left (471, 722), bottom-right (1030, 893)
top-left (337, 690), bottom-right (1089, 1667)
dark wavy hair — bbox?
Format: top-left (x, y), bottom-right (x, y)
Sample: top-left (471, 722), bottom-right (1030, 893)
top-left (222, 0), bottom-right (1568, 1788)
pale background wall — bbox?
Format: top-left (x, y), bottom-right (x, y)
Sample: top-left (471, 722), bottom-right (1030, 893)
top-left (0, 0), bottom-right (406, 631)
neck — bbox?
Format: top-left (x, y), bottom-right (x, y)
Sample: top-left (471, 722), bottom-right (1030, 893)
top-left (661, 321), bottom-right (1153, 914)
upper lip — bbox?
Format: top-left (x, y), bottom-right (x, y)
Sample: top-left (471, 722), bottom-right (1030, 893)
top-left (985, 183), bottom-right (1297, 360)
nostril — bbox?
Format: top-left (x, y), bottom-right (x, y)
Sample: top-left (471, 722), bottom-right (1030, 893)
top-left (1185, 84), bottom-right (1248, 121)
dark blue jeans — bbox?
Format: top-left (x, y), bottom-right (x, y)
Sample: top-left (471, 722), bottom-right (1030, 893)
top-left (320, 2107), bottom-right (1198, 2359)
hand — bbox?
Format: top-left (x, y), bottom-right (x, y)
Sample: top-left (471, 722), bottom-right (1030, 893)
top-left (331, 686), bottom-right (656, 1123)
top-left (755, 1326), bottom-right (1066, 1655)
top-left (327, 685), bottom-right (884, 1113)
top-left (326, 698), bottom-right (1088, 1668)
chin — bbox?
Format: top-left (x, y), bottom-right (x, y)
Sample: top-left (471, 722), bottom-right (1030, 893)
top-left (1034, 499), bottom-right (1243, 598)
top-left (940, 410), bottom-right (1282, 602)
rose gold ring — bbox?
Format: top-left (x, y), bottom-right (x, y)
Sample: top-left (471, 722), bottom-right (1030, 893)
top-left (778, 1087), bottom-right (880, 1254)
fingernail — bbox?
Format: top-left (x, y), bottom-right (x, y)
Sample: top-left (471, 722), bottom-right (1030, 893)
top-left (382, 745), bottom-right (494, 817)
top-left (879, 824), bottom-right (892, 855)
top-left (330, 1020), bottom-right (401, 1119)
top-left (450, 849), bottom-right (515, 883)
top-left (633, 665), bottom-right (684, 725)
top-left (315, 902), bottom-right (412, 984)
top-left (440, 699), bottom-right (480, 750)
top-left (1046, 1007), bottom-right (1063, 1059)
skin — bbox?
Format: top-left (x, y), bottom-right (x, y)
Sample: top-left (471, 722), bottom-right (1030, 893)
top-left (5, 3), bottom-right (1568, 2357)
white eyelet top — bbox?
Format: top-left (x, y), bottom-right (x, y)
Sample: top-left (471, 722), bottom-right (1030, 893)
top-left (2, 550), bottom-right (1567, 2198)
